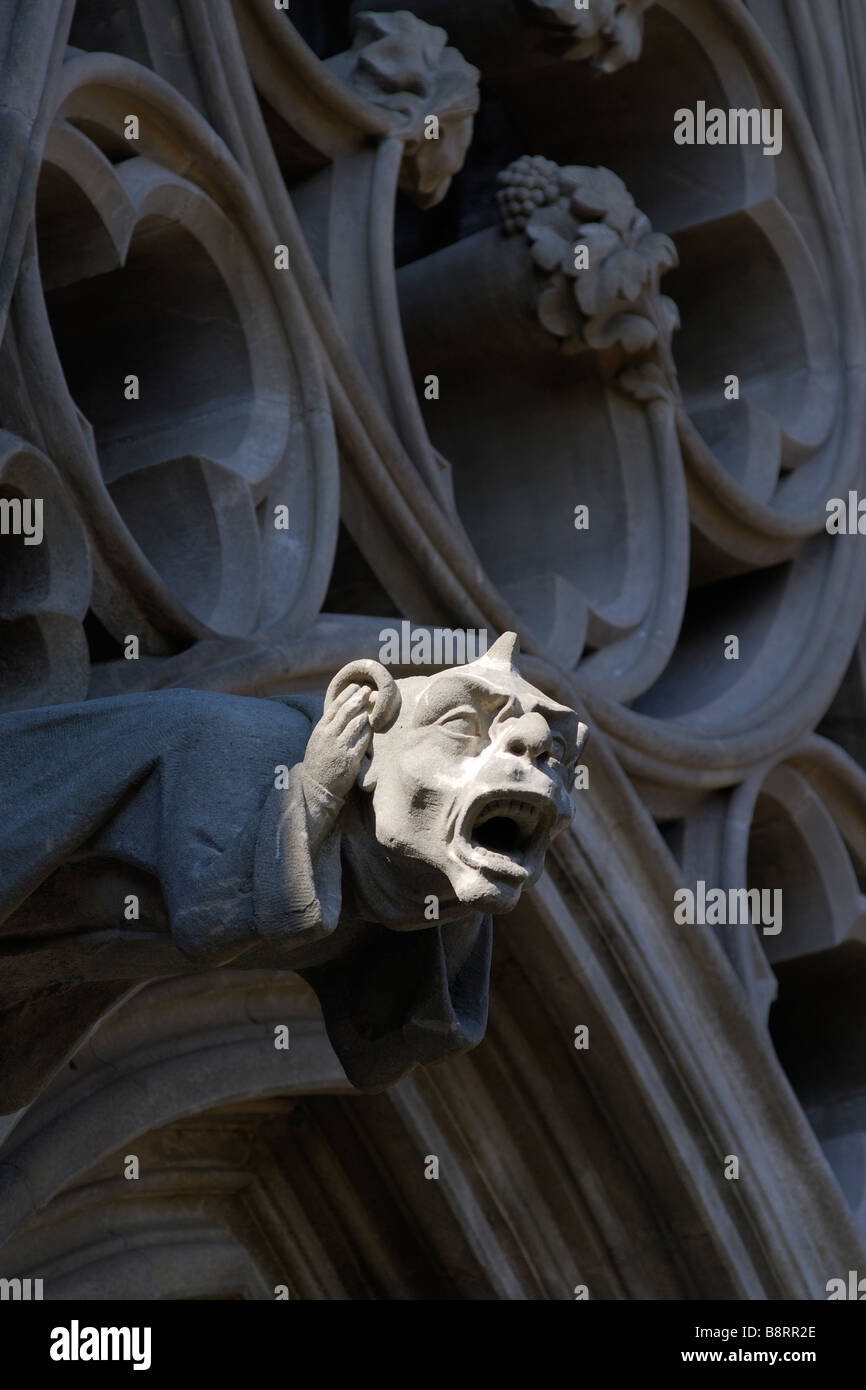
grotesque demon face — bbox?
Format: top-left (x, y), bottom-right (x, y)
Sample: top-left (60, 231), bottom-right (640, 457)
top-left (358, 634), bottom-right (587, 916)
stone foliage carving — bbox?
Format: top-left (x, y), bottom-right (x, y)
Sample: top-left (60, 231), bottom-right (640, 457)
top-left (344, 9), bottom-right (480, 207)
top-left (526, 0), bottom-right (654, 72)
top-left (351, 0), bottom-right (655, 75)
top-left (497, 155), bottom-right (680, 397)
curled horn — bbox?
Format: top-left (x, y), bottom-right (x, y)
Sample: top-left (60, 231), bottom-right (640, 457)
top-left (324, 659), bottom-right (400, 732)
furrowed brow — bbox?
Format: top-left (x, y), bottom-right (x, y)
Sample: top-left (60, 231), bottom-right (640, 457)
top-left (416, 677), bottom-right (505, 725)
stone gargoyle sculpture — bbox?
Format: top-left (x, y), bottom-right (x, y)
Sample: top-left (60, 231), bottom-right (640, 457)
top-left (0, 633), bottom-right (586, 1110)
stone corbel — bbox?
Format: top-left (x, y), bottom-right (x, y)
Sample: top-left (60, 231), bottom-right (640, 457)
top-left (397, 156), bottom-right (680, 403)
top-left (497, 155), bottom-right (680, 401)
top-left (329, 9), bottom-right (480, 211)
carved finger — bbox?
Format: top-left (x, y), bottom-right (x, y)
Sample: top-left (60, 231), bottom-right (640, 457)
top-left (324, 660), bottom-right (399, 732)
top-left (343, 711), bottom-right (373, 749)
top-left (321, 684), bottom-right (360, 726)
top-left (331, 687), bottom-right (373, 734)
top-left (321, 686), bottom-right (364, 732)
top-left (331, 681), bottom-right (365, 712)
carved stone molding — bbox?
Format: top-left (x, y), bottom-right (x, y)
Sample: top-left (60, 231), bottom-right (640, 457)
top-left (6, 42), bottom-right (339, 665)
top-left (0, 431), bottom-right (90, 710)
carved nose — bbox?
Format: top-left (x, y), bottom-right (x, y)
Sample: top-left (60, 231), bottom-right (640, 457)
top-left (503, 713), bottom-right (551, 761)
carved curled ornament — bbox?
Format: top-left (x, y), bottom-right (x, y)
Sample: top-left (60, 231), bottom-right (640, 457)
top-left (347, 10), bottom-right (480, 208)
top-left (497, 155), bottom-right (680, 399)
top-left (526, 0), bottom-right (655, 71)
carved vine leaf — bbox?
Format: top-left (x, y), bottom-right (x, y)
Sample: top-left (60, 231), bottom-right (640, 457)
top-left (561, 165), bottom-right (635, 232)
top-left (538, 280), bottom-right (580, 339)
top-left (528, 222), bottom-right (573, 272)
top-left (497, 155), bottom-right (680, 400)
top-left (526, 0), bottom-right (655, 73)
top-left (349, 10), bottom-right (480, 209)
top-left (585, 310), bottom-right (657, 353)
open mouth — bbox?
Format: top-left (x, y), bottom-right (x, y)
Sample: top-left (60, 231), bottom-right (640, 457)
top-left (454, 793), bottom-right (555, 880)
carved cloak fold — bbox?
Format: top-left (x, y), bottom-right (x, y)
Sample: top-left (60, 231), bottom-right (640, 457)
top-left (0, 689), bottom-right (491, 1112)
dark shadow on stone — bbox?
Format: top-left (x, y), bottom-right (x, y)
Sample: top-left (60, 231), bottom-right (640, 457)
top-left (322, 523), bottom-right (402, 618)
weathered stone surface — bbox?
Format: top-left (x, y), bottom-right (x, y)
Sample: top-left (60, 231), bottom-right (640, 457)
top-left (2, 0), bottom-right (866, 1302)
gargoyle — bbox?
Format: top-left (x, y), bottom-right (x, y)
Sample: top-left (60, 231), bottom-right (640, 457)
top-left (0, 633), bottom-right (586, 1110)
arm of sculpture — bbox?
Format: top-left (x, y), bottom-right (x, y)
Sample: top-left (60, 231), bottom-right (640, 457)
top-left (299, 683), bottom-right (376, 852)
top-left (252, 667), bottom-right (396, 948)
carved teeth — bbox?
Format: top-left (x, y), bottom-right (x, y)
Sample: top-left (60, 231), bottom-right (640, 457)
top-left (472, 798), bottom-right (542, 837)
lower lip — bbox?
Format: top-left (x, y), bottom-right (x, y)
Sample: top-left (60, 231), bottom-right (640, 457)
top-left (455, 841), bottom-right (531, 881)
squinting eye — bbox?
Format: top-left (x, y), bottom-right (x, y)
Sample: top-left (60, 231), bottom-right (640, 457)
top-left (438, 711), bottom-right (481, 737)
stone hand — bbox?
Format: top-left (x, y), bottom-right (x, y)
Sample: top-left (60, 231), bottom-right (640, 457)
top-left (302, 682), bottom-right (375, 802)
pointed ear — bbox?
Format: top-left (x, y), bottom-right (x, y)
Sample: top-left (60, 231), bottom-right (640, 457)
top-left (575, 721), bottom-right (589, 758)
top-left (324, 659), bottom-right (400, 732)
